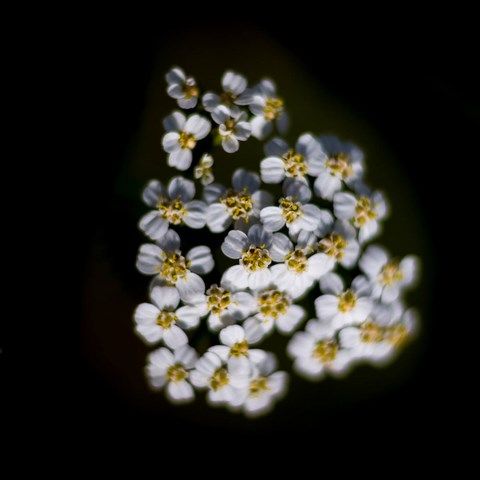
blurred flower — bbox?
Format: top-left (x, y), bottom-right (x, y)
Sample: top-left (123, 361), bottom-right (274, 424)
top-left (194, 154), bottom-right (214, 185)
top-left (136, 230), bottom-right (213, 301)
top-left (166, 67), bottom-right (200, 109)
top-left (145, 345), bottom-right (198, 403)
top-left (162, 111), bottom-right (211, 170)
top-left (139, 176), bottom-right (207, 240)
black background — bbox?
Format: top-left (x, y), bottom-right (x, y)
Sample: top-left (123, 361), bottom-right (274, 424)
top-left (7, 11), bottom-right (477, 454)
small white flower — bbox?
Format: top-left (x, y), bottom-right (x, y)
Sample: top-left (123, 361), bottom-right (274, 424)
top-left (190, 350), bottom-right (250, 407)
top-left (211, 106), bottom-right (251, 153)
top-left (139, 176), bottom-right (207, 240)
top-left (202, 70), bottom-right (253, 114)
top-left (313, 135), bottom-right (365, 200)
top-left (145, 344), bottom-right (198, 403)
top-left (243, 287), bottom-right (305, 339)
top-left (315, 273), bottom-right (373, 329)
top-left (165, 67), bottom-right (199, 109)
top-left (209, 324), bottom-right (266, 375)
top-left (194, 154), bottom-right (214, 185)
top-left (260, 179), bottom-right (323, 236)
top-left (236, 353), bottom-right (288, 417)
top-left (204, 169), bottom-right (273, 233)
top-left (136, 229), bottom-right (213, 301)
top-left (162, 111), bottom-right (211, 171)
top-left (269, 233), bottom-right (334, 298)
top-left (333, 190), bottom-right (388, 244)
top-left (260, 134), bottom-right (325, 183)
top-left (287, 320), bottom-right (354, 380)
top-left (339, 305), bottom-right (417, 365)
top-left (134, 286), bottom-right (202, 348)
top-left (249, 79), bottom-right (288, 140)
top-left (359, 245), bottom-right (419, 303)
top-left (221, 224), bottom-right (286, 291)
top-left (182, 280), bottom-right (256, 332)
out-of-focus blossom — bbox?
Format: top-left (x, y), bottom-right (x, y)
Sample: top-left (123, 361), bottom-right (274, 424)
top-left (166, 67), bottom-right (200, 109)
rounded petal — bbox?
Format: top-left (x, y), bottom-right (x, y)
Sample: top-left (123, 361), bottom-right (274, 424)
top-left (142, 179), bottom-right (165, 207)
top-left (166, 380), bottom-right (194, 403)
top-left (220, 324), bottom-right (246, 346)
top-left (185, 114), bottom-right (211, 139)
top-left (176, 271), bottom-right (205, 302)
top-left (232, 169), bottom-right (261, 193)
top-left (184, 200), bottom-right (207, 228)
top-left (168, 148), bottom-right (192, 171)
top-left (202, 92), bottom-right (221, 112)
top-left (260, 206), bottom-right (285, 232)
top-left (163, 325), bottom-right (188, 349)
top-left (269, 232), bottom-right (293, 262)
top-left (163, 110), bottom-right (186, 132)
top-left (157, 229), bottom-right (180, 252)
top-left (314, 294), bottom-right (339, 321)
top-left (136, 243), bottom-right (163, 274)
top-left (168, 176), bottom-right (195, 202)
top-left (162, 132), bottom-right (180, 153)
top-left (222, 71), bottom-right (247, 95)
top-left (314, 171), bottom-right (342, 200)
top-left (206, 203), bottom-right (232, 232)
top-left (176, 305), bottom-right (202, 329)
top-left (260, 156), bottom-right (285, 183)
top-left (187, 246), bottom-right (214, 274)
top-left (251, 115), bottom-right (272, 140)
top-left (221, 230), bottom-right (249, 259)
top-left (222, 135), bottom-right (239, 153)
top-left (221, 265), bottom-right (249, 290)
top-left (150, 286), bottom-right (180, 310)
top-left (138, 211), bottom-right (169, 240)
top-left (248, 268), bottom-right (272, 291)
top-left (333, 192), bottom-right (357, 220)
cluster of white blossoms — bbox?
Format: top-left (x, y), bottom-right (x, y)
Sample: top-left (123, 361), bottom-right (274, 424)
top-left (134, 67), bottom-right (420, 417)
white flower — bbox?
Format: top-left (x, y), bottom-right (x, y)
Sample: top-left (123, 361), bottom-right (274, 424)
top-left (260, 134), bottom-right (325, 183)
top-left (243, 287), bottom-right (305, 339)
top-left (315, 273), bottom-right (373, 329)
top-left (145, 344), bottom-right (198, 403)
top-left (139, 176), bottom-right (207, 240)
top-left (194, 154), bottom-right (214, 185)
top-left (204, 170), bottom-right (273, 233)
top-left (359, 245), bottom-right (419, 303)
top-left (136, 229), bottom-right (213, 301)
top-left (190, 351), bottom-right (250, 407)
top-left (287, 320), bottom-right (354, 380)
top-left (165, 67), bottom-right (199, 109)
top-left (269, 233), bottom-right (334, 298)
top-left (162, 111), bottom-right (211, 170)
top-left (220, 224), bottom-right (284, 291)
top-left (134, 286), bottom-right (202, 348)
top-left (339, 305), bottom-right (417, 365)
top-left (202, 70), bottom-right (253, 114)
top-left (182, 280), bottom-right (256, 332)
top-left (211, 106), bottom-right (251, 153)
top-left (249, 79), bottom-right (288, 140)
top-left (209, 324), bottom-right (266, 375)
top-left (236, 353), bottom-right (288, 417)
top-left (333, 190), bottom-right (388, 244)
top-left (260, 179), bottom-right (323, 236)
top-left (313, 135), bottom-right (365, 200)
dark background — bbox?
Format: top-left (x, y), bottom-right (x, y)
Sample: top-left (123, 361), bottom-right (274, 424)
top-left (9, 12), bottom-right (477, 452)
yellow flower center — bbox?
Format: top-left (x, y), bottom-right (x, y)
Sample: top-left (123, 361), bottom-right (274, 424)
top-left (194, 155), bottom-right (214, 185)
top-left (385, 324), bottom-right (409, 348)
top-left (338, 289), bottom-right (357, 313)
top-left (279, 197), bottom-right (303, 224)
top-left (156, 197), bottom-right (186, 225)
top-left (178, 131), bottom-right (197, 149)
top-left (156, 310), bottom-right (178, 329)
top-left (285, 249), bottom-right (308, 273)
top-left (379, 261), bottom-right (404, 286)
top-left (360, 321), bottom-right (384, 343)
top-left (326, 153), bottom-right (353, 179)
top-left (354, 197), bottom-right (377, 227)
top-left (258, 289), bottom-right (290, 319)
top-left (166, 364), bottom-right (188, 382)
top-left (183, 83), bottom-right (199, 99)
top-left (210, 368), bottom-right (229, 391)
top-left (313, 340), bottom-right (338, 363)
top-left (206, 285), bottom-right (232, 316)
top-left (220, 90), bottom-right (236, 106)
top-left (223, 118), bottom-right (236, 132)
top-left (159, 252), bottom-right (190, 284)
top-left (263, 97), bottom-right (284, 120)
top-left (318, 233), bottom-right (348, 260)
top-left (220, 189), bottom-right (253, 221)
top-left (282, 150), bottom-right (307, 178)
top-left (249, 377), bottom-right (270, 397)
top-left (241, 245), bottom-right (272, 271)
top-left (230, 340), bottom-right (249, 357)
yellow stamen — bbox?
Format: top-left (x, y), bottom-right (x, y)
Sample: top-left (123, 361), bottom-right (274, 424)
top-left (166, 364), bottom-right (188, 382)
top-left (279, 197), bottom-right (303, 224)
top-left (338, 289), bottom-right (357, 313)
top-left (156, 311), bottom-right (177, 329)
top-left (156, 197), bottom-right (186, 225)
top-left (313, 340), bottom-right (338, 363)
top-left (380, 261), bottom-right (404, 286)
top-left (263, 97), bottom-right (284, 120)
top-left (326, 153), bottom-right (353, 179)
top-left (220, 189), bottom-right (253, 221)
top-left (354, 197), bottom-right (377, 227)
top-left (159, 252), bottom-right (190, 284)
top-left (230, 340), bottom-right (249, 357)
top-left (360, 321), bottom-right (384, 343)
top-left (318, 233), bottom-right (348, 260)
top-left (249, 377), bottom-right (270, 397)
top-left (241, 245), bottom-right (272, 271)
top-left (282, 150), bottom-right (307, 178)
top-left (178, 131), bottom-right (196, 149)
top-left (285, 249), bottom-right (308, 273)
top-left (258, 290), bottom-right (290, 319)
top-left (206, 285), bottom-right (232, 316)
top-left (210, 368), bottom-right (229, 391)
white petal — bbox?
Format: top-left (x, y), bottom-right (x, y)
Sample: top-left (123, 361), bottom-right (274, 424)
top-left (269, 233), bottom-right (293, 262)
top-left (168, 176), bottom-right (195, 202)
top-left (319, 272), bottom-right (344, 295)
top-left (163, 110), bottom-right (186, 131)
top-left (222, 135), bottom-right (239, 153)
top-left (187, 246), bottom-right (214, 274)
top-left (203, 182), bottom-right (226, 204)
top-left (165, 67), bottom-right (186, 85)
top-left (260, 206), bottom-right (285, 232)
top-left (250, 115), bottom-right (272, 140)
top-left (222, 71), bottom-right (247, 95)
top-left (166, 380), bottom-right (194, 402)
top-left (221, 265), bottom-right (249, 290)
top-left (220, 324), bottom-right (246, 346)
top-left (296, 204), bottom-right (322, 232)
top-left (134, 302), bottom-right (159, 325)
top-left (202, 92), bottom-right (221, 112)
top-left (163, 325), bottom-right (188, 349)
top-left (248, 268), bottom-right (272, 291)
top-left (264, 137), bottom-right (288, 157)
top-left (221, 230), bottom-right (248, 259)
top-left (283, 178), bottom-right (312, 203)
top-left (168, 148), bottom-right (192, 171)
top-left (359, 245), bottom-right (389, 278)
top-left (314, 294), bottom-right (339, 321)
top-left (138, 211), bottom-right (169, 240)
top-left (277, 305), bottom-right (305, 334)
top-left (178, 96), bottom-right (198, 109)
top-left (211, 105), bottom-right (230, 124)
top-left (287, 331), bottom-right (316, 358)
top-left (232, 169), bottom-right (261, 193)
top-left (157, 229), bottom-right (180, 251)
top-left (260, 156), bottom-right (285, 183)
top-left (206, 203), bottom-right (232, 232)
top-left (176, 271), bottom-right (205, 302)
top-left (136, 243), bottom-right (163, 274)
top-left (247, 224), bottom-right (272, 247)
top-left (142, 179), bottom-right (165, 207)
top-left (185, 114), bottom-right (211, 139)
top-left (150, 286), bottom-right (180, 310)
top-left (228, 356), bottom-right (251, 376)
top-left (359, 220), bottom-right (379, 244)
top-left (176, 305), bottom-right (202, 329)
top-left (306, 253), bottom-right (335, 280)
top-left (162, 132), bottom-right (180, 152)
top-left (184, 200), bottom-right (207, 228)
top-left (333, 192), bottom-right (357, 220)
top-left (314, 171), bottom-right (342, 200)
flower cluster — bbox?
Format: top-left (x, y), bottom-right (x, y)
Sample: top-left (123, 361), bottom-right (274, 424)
top-left (134, 67), bottom-right (420, 417)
